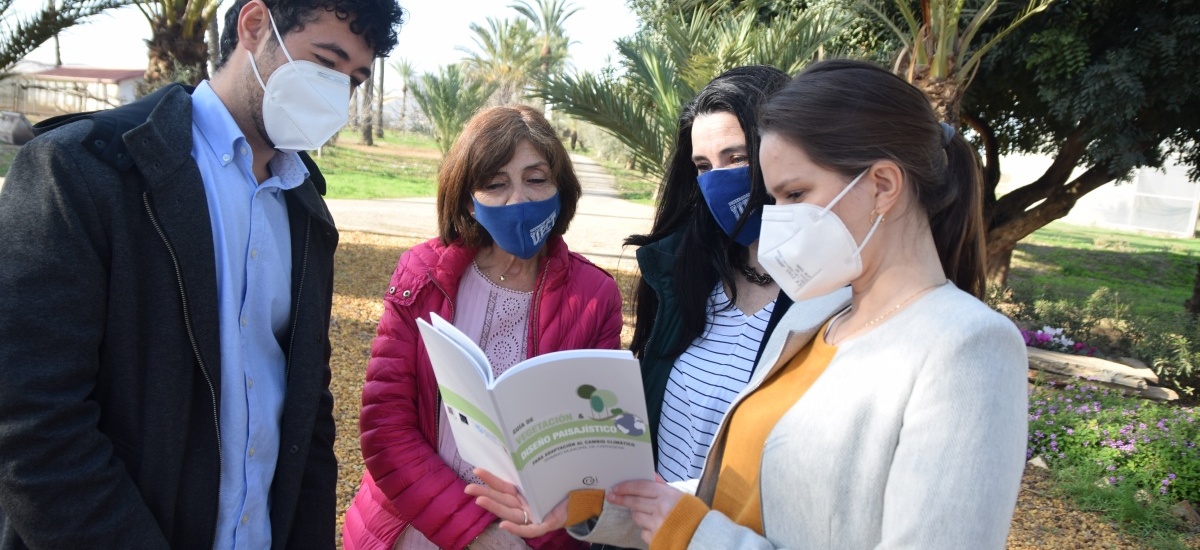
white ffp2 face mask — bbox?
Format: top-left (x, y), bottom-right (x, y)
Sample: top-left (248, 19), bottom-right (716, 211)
top-left (247, 8), bottom-right (352, 153)
top-left (756, 169), bottom-right (882, 302)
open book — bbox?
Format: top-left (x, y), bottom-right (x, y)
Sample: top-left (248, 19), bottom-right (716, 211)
top-left (416, 313), bottom-right (654, 523)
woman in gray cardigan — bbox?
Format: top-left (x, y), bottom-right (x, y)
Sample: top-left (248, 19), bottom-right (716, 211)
top-left (468, 59), bottom-right (1028, 550)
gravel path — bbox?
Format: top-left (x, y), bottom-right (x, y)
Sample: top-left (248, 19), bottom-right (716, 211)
top-left (329, 231), bottom-right (1196, 548)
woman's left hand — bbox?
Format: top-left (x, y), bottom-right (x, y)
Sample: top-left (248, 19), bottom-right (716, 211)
top-left (466, 468), bottom-right (567, 539)
top-left (607, 476), bottom-right (687, 545)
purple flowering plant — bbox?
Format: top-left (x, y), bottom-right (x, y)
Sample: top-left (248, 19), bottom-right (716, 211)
top-left (1028, 376), bottom-right (1200, 504)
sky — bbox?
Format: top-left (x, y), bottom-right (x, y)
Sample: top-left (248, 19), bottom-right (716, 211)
top-left (18, 0), bottom-right (640, 90)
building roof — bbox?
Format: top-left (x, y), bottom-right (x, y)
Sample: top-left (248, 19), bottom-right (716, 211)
top-left (26, 67), bottom-right (144, 84)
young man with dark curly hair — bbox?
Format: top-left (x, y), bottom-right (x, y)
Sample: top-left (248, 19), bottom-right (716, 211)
top-left (0, 1), bottom-right (404, 548)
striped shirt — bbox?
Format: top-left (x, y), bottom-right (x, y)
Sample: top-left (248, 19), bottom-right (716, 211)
top-left (656, 282), bottom-right (775, 482)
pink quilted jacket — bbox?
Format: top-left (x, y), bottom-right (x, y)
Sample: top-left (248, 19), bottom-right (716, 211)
top-left (343, 236), bottom-right (622, 550)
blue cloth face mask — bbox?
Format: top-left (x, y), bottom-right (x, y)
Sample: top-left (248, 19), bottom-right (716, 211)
top-left (697, 165), bottom-right (760, 247)
top-left (472, 192), bottom-right (561, 259)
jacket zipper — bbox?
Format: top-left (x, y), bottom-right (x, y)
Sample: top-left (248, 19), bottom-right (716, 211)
top-left (526, 262), bottom-right (550, 357)
top-left (425, 271), bottom-right (456, 448)
top-left (143, 192), bottom-right (222, 550)
top-left (285, 217), bottom-right (312, 382)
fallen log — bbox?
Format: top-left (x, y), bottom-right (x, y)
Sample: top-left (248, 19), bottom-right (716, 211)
top-left (1026, 347), bottom-right (1157, 390)
top-left (1027, 370), bottom-right (1179, 402)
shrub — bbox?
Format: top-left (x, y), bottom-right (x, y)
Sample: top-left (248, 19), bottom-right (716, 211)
top-left (991, 286), bottom-right (1200, 398)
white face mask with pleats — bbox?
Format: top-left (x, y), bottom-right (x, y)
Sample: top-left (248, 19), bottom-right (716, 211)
top-left (247, 7), bottom-right (352, 153)
top-left (757, 169), bottom-right (883, 302)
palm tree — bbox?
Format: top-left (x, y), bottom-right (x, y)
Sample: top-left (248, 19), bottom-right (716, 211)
top-left (360, 68), bottom-right (374, 145)
top-left (0, 0), bottom-right (127, 80)
top-left (46, 0), bottom-right (62, 66)
top-left (205, 12), bottom-right (218, 76)
top-left (536, 0), bottom-right (843, 180)
top-left (390, 58), bottom-right (413, 130)
top-left (863, 0), bottom-right (1053, 122)
top-left (409, 64), bottom-right (497, 156)
top-left (374, 57), bottom-right (385, 138)
top-left (862, 0), bottom-right (1054, 284)
top-left (510, 0), bottom-right (579, 78)
top-left (460, 16), bottom-right (539, 104)
top-left (134, 0), bottom-right (223, 88)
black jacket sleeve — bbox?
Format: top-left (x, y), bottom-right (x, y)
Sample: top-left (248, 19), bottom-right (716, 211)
top-left (282, 269), bottom-right (338, 549)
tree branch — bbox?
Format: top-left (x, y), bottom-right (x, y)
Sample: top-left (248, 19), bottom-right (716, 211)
top-left (963, 111), bottom-right (999, 205)
top-left (985, 163), bottom-right (1118, 257)
top-left (988, 125), bottom-right (1090, 228)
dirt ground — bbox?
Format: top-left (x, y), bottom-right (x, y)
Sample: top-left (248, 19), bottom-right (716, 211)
top-left (328, 231), bottom-right (1196, 548)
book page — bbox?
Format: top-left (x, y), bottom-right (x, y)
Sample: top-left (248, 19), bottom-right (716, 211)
top-left (416, 318), bottom-right (521, 486)
top-left (430, 312), bottom-right (492, 384)
top-left (491, 350), bottom-right (655, 522)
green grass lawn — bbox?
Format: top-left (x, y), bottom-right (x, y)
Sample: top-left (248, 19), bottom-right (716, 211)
top-left (1009, 222), bottom-right (1200, 318)
top-left (362, 130), bottom-right (440, 150)
top-left (318, 130), bottom-right (441, 199)
top-left (0, 144), bottom-right (21, 176)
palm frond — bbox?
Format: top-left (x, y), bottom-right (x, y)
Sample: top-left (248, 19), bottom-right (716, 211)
top-left (957, 0), bottom-right (1053, 84)
top-left (408, 64), bottom-right (498, 155)
top-left (534, 70), bottom-right (666, 172)
top-left (0, 0), bottom-right (130, 78)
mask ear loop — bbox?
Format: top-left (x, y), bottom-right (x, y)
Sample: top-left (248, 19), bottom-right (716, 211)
top-left (820, 168), bottom-right (870, 216)
top-left (246, 7), bottom-right (294, 90)
top-left (265, 8), bottom-right (296, 64)
top-left (820, 167), bottom-right (882, 254)
top-left (853, 211), bottom-right (884, 254)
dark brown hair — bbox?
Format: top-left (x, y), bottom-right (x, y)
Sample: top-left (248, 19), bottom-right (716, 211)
top-left (626, 65), bottom-right (791, 358)
top-left (436, 104), bottom-right (581, 248)
top-left (759, 59), bottom-right (987, 297)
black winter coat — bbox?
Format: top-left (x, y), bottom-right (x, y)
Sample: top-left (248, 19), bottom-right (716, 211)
top-left (634, 231), bottom-right (793, 462)
top-left (0, 85), bottom-right (339, 550)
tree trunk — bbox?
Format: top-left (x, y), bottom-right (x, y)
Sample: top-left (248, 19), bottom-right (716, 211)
top-left (399, 86), bottom-right (407, 131)
top-left (911, 70), bottom-right (964, 124)
top-left (361, 70), bottom-right (375, 146)
top-left (1184, 264), bottom-right (1200, 317)
top-left (985, 241), bottom-right (1015, 288)
top-left (349, 87), bottom-right (359, 129)
top-left (206, 15), bottom-right (220, 76)
top-left (984, 162), bottom-right (1121, 285)
top-left (375, 58), bottom-right (385, 138)
top-left (47, 0), bottom-right (61, 66)
top-left (143, 18), bottom-right (210, 91)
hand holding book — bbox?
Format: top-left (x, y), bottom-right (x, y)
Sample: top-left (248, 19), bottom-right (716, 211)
top-left (417, 313), bottom-right (655, 523)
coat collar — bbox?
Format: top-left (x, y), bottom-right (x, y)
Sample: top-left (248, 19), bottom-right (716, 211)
top-left (633, 231), bottom-right (682, 295)
top-left (112, 85), bottom-right (335, 232)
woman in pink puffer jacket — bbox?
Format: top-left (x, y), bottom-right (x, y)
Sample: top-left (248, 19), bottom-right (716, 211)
top-left (342, 105), bottom-right (622, 550)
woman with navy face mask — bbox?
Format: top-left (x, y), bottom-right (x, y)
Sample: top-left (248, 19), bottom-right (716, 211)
top-left (624, 66), bottom-right (791, 484)
top-left (343, 104), bottom-right (620, 550)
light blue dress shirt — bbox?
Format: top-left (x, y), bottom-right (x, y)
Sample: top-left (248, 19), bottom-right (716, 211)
top-left (190, 81), bottom-right (308, 549)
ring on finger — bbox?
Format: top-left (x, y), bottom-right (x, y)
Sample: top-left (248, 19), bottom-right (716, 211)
top-left (522, 510), bottom-right (530, 525)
